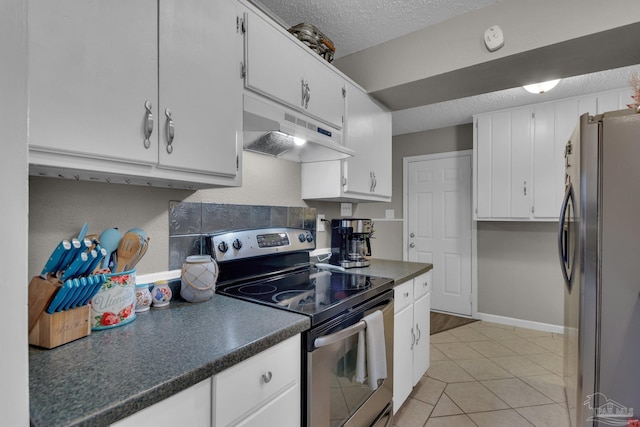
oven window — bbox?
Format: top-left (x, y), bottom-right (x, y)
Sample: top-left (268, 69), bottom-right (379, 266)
top-left (330, 334), bottom-right (375, 423)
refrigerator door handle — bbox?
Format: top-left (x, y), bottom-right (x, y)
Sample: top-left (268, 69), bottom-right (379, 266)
top-left (558, 183), bottom-right (575, 292)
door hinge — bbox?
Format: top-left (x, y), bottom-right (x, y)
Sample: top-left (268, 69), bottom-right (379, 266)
top-left (342, 176), bottom-right (347, 186)
top-left (236, 154), bottom-right (240, 171)
top-left (240, 62), bottom-right (246, 79)
top-left (532, 112), bottom-right (535, 120)
top-left (342, 87), bottom-right (346, 98)
top-left (531, 206), bottom-right (535, 214)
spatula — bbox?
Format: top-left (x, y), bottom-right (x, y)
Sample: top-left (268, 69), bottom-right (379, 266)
top-left (115, 232), bottom-right (141, 273)
top-left (99, 228), bottom-right (122, 270)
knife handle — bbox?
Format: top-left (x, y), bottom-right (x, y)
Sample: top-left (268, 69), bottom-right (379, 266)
top-left (46, 281), bottom-right (73, 314)
top-left (57, 238), bottom-right (82, 275)
top-left (40, 239), bottom-right (72, 278)
top-left (60, 251), bottom-right (88, 282)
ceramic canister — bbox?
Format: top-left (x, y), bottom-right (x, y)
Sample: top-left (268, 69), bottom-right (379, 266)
top-left (91, 270), bottom-right (136, 330)
top-left (134, 282), bottom-right (152, 313)
top-left (180, 255), bottom-right (218, 303)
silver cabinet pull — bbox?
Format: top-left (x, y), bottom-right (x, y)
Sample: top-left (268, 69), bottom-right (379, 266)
top-left (409, 243), bottom-right (415, 248)
top-left (410, 327), bottom-right (415, 350)
top-left (143, 100), bottom-right (153, 149)
top-left (262, 371), bottom-right (273, 384)
top-left (523, 181), bottom-right (527, 196)
top-left (415, 323), bottom-right (421, 345)
top-left (301, 79), bottom-right (311, 109)
top-left (165, 108), bottom-right (174, 154)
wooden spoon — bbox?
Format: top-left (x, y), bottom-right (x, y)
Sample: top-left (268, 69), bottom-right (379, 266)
top-left (115, 232), bottom-right (141, 273)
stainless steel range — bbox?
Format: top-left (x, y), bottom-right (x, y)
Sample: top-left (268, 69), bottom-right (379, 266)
top-left (211, 227), bottom-right (395, 427)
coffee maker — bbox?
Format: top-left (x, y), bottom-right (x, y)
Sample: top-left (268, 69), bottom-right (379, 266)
top-left (330, 218), bottom-right (373, 268)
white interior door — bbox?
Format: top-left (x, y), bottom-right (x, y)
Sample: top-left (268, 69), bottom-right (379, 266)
top-left (406, 152), bottom-right (472, 316)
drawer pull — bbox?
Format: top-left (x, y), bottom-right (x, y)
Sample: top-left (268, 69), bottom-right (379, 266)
top-left (143, 100), bottom-right (153, 149)
top-left (404, 292), bottom-right (409, 298)
top-left (262, 371), bottom-right (273, 384)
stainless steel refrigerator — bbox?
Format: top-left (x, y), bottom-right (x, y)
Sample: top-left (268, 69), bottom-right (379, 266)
top-left (559, 109), bottom-right (640, 426)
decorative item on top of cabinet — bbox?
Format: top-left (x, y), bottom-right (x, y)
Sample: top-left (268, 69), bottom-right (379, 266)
top-left (393, 270), bottom-right (431, 412)
top-left (241, 6), bottom-right (344, 130)
top-left (301, 82), bottom-right (392, 202)
top-left (28, 0), bottom-right (241, 190)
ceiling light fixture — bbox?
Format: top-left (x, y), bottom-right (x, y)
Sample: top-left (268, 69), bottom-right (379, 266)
top-left (523, 79), bottom-right (561, 94)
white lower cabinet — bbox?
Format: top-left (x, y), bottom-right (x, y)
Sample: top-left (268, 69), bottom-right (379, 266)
top-left (212, 335), bottom-right (301, 427)
top-left (111, 379), bottom-right (212, 427)
top-left (393, 271), bottom-right (431, 412)
top-left (111, 335), bottom-right (300, 427)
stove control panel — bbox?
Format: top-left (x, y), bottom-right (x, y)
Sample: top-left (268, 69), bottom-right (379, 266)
top-left (210, 227), bottom-right (315, 262)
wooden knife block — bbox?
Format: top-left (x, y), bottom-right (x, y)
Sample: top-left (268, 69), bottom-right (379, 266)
top-left (28, 276), bottom-right (92, 349)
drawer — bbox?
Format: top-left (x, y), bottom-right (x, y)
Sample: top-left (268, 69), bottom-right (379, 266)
top-left (394, 280), bottom-right (414, 313)
top-left (413, 270), bottom-right (432, 300)
top-left (213, 335), bottom-right (300, 426)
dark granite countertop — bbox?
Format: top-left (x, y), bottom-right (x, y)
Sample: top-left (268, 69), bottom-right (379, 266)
top-left (349, 258), bottom-right (432, 285)
top-left (29, 295), bottom-right (310, 427)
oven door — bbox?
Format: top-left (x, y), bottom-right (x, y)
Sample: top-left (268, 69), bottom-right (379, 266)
top-left (306, 290), bottom-right (394, 427)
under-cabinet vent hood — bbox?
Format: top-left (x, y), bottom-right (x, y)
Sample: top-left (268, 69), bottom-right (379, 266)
top-left (243, 93), bottom-right (354, 162)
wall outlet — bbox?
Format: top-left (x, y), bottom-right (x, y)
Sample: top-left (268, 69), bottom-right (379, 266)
top-left (317, 214), bottom-right (325, 232)
top-left (340, 203), bottom-right (352, 217)
top-left (385, 209), bottom-right (395, 219)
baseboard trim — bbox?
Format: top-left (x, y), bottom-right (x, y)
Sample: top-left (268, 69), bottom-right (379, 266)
top-left (476, 312), bottom-right (564, 334)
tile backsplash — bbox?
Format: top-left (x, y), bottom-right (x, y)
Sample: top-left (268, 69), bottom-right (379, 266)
top-left (169, 202), bottom-right (316, 269)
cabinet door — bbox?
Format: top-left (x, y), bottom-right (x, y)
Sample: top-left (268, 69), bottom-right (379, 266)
top-left (112, 379), bottom-right (211, 427)
top-left (302, 53), bottom-right (345, 129)
top-left (413, 292), bottom-right (430, 385)
top-left (342, 83), bottom-right (392, 199)
top-left (532, 103), bottom-right (557, 218)
top-left (28, 0), bottom-right (158, 165)
top-left (235, 383), bottom-right (300, 427)
top-left (510, 108), bottom-right (532, 218)
top-left (244, 10), bottom-right (306, 114)
top-left (393, 304), bottom-right (414, 413)
top-left (475, 115), bottom-right (492, 218)
top-left (158, 0), bottom-right (239, 177)
top-left (488, 111), bottom-right (511, 217)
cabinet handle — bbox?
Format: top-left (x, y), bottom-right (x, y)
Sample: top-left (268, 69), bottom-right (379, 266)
top-left (404, 291), bottom-right (409, 298)
top-left (410, 327), bottom-right (415, 350)
top-left (143, 100), bottom-right (153, 149)
top-left (165, 108), bottom-right (174, 154)
top-left (301, 79), bottom-right (311, 109)
top-left (262, 371), bottom-right (273, 384)
top-left (523, 181), bottom-right (527, 196)
top-left (415, 323), bottom-right (421, 345)
top-left (409, 243), bottom-right (415, 248)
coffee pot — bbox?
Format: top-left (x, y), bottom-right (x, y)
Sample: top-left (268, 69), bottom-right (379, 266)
top-left (330, 219), bottom-right (373, 268)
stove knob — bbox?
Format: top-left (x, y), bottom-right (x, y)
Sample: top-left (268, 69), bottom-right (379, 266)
top-left (217, 241), bottom-right (229, 253)
top-left (232, 239), bottom-right (243, 250)
top-left (298, 233), bottom-right (306, 243)
top-left (306, 233), bottom-right (314, 243)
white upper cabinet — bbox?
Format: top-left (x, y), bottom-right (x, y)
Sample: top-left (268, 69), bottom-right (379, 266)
top-left (474, 88), bottom-right (631, 221)
top-left (28, 0), bottom-right (241, 189)
top-left (158, 0), bottom-right (241, 178)
top-left (242, 8), bottom-right (344, 129)
top-left (301, 82), bottom-right (392, 202)
top-left (28, 0), bottom-right (158, 166)
top-left (475, 107), bottom-right (532, 220)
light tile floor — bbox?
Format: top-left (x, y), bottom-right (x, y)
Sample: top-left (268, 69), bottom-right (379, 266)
top-left (393, 321), bottom-right (570, 427)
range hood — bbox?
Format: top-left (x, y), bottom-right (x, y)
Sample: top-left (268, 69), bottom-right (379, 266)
top-left (243, 93), bottom-right (354, 162)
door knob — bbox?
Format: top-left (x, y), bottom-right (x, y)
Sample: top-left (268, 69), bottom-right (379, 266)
top-left (410, 233), bottom-right (415, 238)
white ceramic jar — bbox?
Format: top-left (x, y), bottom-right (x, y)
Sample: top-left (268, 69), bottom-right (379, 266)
top-left (181, 255), bottom-right (218, 303)
top-left (151, 280), bottom-right (172, 308)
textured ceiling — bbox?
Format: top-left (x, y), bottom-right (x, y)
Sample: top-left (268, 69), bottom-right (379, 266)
top-left (252, 0), bottom-right (639, 135)
top-left (252, 0), bottom-right (498, 59)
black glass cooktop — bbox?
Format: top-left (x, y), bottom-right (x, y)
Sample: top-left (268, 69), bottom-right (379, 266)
top-left (216, 267), bottom-right (393, 326)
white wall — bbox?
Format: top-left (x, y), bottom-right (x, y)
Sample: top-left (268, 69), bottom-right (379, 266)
top-left (29, 152), bottom-right (322, 278)
top-left (2, 0), bottom-right (30, 423)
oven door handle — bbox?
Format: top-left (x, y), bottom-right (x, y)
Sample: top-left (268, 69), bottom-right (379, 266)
top-left (313, 299), bottom-right (393, 348)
